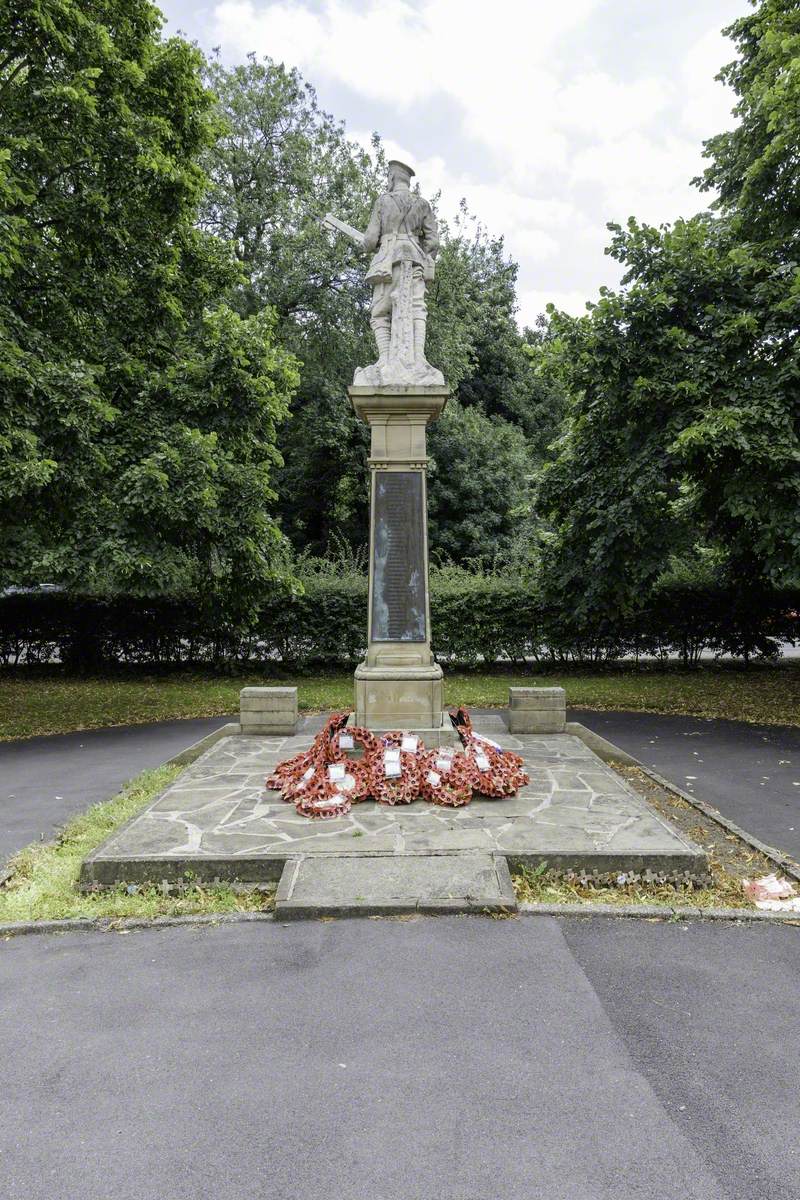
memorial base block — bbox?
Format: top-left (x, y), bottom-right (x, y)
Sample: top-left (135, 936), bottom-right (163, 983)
top-left (350, 383), bottom-right (448, 732)
top-left (354, 663), bottom-right (443, 729)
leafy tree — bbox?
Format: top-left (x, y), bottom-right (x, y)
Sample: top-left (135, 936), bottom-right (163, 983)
top-left (697, 0), bottom-right (800, 251)
top-left (540, 211), bottom-right (800, 625)
top-left (0, 0), bottom-right (297, 619)
top-left (198, 54), bottom-right (382, 552)
top-left (428, 400), bottom-right (534, 563)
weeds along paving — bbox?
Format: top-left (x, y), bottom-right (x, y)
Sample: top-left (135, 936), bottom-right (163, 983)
top-left (512, 765), bottom-right (777, 911)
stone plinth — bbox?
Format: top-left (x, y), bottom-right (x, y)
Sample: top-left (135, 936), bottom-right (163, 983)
top-left (239, 686), bottom-right (298, 735)
top-left (79, 727), bottom-right (708, 889)
top-left (354, 664), bottom-right (443, 729)
top-left (508, 687), bottom-right (566, 734)
top-left (350, 384), bottom-right (448, 729)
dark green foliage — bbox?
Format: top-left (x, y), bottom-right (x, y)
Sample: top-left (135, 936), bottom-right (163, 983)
top-left (430, 572), bottom-right (542, 665)
top-left (520, 318), bottom-right (570, 457)
top-left (0, 1), bottom-right (298, 618)
top-left (427, 401), bottom-right (534, 563)
top-left (3, 573), bottom-right (795, 670)
top-left (540, 213), bottom-right (800, 629)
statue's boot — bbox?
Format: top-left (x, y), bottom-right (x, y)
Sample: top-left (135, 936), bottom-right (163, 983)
top-left (353, 317), bottom-right (393, 386)
top-left (372, 318), bottom-right (391, 367)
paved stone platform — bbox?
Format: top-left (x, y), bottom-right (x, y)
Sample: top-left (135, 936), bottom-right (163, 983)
top-left (80, 726), bottom-right (706, 888)
top-left (275, 853), bottom-right (516, 918)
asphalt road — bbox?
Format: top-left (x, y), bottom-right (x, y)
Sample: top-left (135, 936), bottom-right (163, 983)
top-left (0, 916), bottom-right (797, 1200)
top-left (0, 717), bottom-right (230, 864)
top-left (573, 709), bottom-right (800, 861)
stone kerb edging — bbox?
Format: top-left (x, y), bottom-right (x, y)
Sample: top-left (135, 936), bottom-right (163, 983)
top-left (0, 722), bottom-right (241, 896)
top-left (0, 911), bottom-right (276, 939)
top-left (517, 902), bottom-right (800, 921)
top-left (3, 903), bottom-right (800, 939)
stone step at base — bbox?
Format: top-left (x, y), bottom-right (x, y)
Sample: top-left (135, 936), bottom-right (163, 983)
top-left (274, 852), bottom-right (517, 919)
top-left (348, 713), bottom-right (453, 743)
top-left (346, 713), bottom-right (509, 745)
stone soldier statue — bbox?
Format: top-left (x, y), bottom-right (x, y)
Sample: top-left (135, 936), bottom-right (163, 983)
top-left (323, 159), bottom-right (444, 387)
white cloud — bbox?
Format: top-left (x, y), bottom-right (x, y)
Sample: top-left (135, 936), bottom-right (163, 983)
top-left (681, 25), bottom-right (737, 142)
top-left (554, 73), bottom-right (670, 137)
top-left (207, 0), bottom-right (742, 321)
top-left (212, 0), bottom-right (603, 102)
top-left (513, 228), bottom-right (560, 262)
top-left (518, 288), bottom-right (600, 327)
top-left (570, 131), bottom-right (707, 226)
top-left (213, 0), bottom-right (439, 107)
top-left (211, 0), bottom-right (606, 169)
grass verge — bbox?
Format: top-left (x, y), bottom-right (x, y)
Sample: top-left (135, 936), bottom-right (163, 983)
top-left (0, 765), bottom-right (275, 924)
top-left (512, 762), bottom-right (783, 911)
top-left (2, 660), bottom-right (800, 740)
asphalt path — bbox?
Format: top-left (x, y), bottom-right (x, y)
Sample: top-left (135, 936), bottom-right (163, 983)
top-left (572, 709), bottom-right (800, 861)
top-left (0, 916), bottom-right (797, 1200)
top-left (0, 717), bottom-right (230, 864)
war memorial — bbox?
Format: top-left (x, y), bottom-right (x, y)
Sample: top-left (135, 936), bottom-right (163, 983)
top-left (82, 161), bottom-right (707, 915)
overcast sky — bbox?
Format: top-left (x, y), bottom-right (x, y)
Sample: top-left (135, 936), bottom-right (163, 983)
top-left (155, 0), bottom-right (745, 327)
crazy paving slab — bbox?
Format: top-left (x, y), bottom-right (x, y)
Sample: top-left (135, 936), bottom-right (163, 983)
top-left (81, 726), bottom-right (706, 886)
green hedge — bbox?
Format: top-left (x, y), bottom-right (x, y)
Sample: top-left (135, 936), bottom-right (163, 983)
top-left (0, 576), bottom-right (796, 668)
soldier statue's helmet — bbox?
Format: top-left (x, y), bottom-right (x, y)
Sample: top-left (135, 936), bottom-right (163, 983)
top-left (387, 159), bottom-right (415, 181)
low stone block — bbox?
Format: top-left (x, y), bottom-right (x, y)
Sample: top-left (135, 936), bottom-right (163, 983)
top-left (508, 687), bottom-right (566, 734)
top-left (509, 686), bottom-right (566, 710)
top-left (239, 720), bottom-right (296, 736)
top-left (240, 687), bottom-right (297, 713)
top-left (509, 712), bottom-right (566, 734)
top-left (240, 698), bottom-right (295, 715)
top-left (239, 686), bottom-right (297, 734)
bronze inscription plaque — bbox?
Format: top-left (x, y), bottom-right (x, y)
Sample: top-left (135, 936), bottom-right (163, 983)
top-left (371, 471), bottom-right (426, 642)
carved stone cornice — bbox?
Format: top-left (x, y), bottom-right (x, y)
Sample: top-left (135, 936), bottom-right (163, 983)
top-left (369, 460), bottom-right (427, 471)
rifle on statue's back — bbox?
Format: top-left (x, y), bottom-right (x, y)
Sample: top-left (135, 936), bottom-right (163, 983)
top-left (319, 212), bottom-right (365, 248)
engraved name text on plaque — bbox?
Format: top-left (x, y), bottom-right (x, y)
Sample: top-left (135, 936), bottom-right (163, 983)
top-left (371, 471), bottom-right (426, 642)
